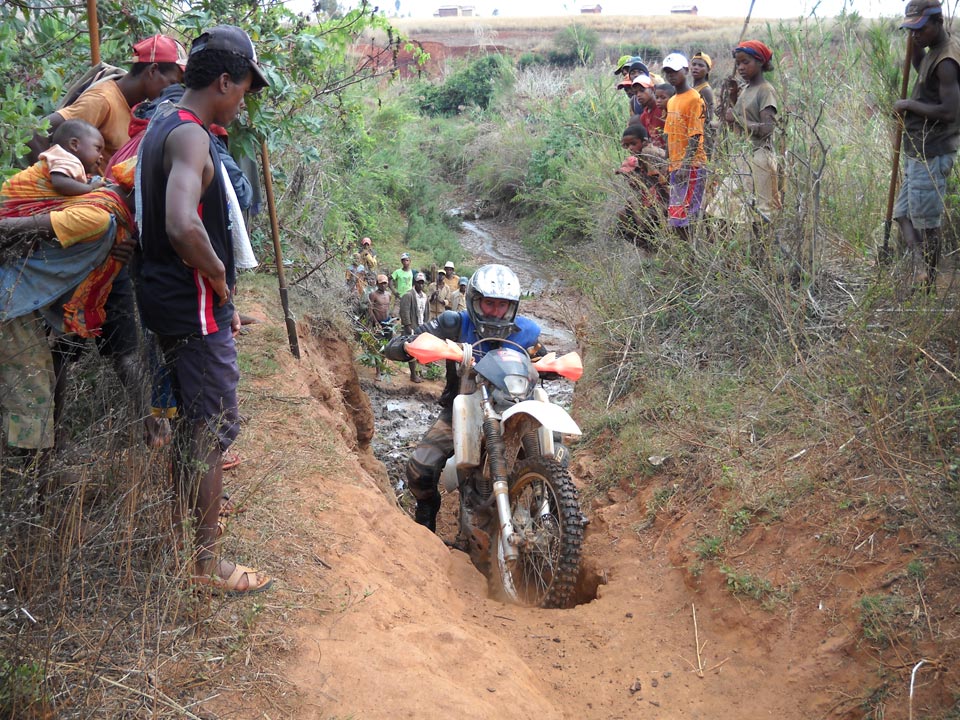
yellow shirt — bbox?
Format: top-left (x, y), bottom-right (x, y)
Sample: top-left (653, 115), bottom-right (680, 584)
top-left (664, 88), bottom-right (707, 171)
top-left (57, 79), bottom-right (131, 164)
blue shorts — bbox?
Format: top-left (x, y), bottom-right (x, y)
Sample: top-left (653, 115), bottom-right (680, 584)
top-left (894, 153), bottom-right (956, 230)
top-left (159, 325), bottom-right (239, 452)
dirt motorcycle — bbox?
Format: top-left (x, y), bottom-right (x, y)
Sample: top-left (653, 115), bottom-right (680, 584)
top-left (406, 332), bottom-right (585, 609)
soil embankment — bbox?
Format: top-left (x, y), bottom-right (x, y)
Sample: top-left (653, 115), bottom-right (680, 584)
top-left (200, 218), bottom-right (956, 720)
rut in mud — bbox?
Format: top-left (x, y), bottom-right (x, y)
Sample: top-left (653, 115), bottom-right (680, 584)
top-left (238, 216), bottom-right (935, 720)
top-left (365, 218), bottom-right (594, 604)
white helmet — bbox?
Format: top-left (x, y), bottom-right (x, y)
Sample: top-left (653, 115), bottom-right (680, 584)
top-left (464, 264), bottom-right (521, 340)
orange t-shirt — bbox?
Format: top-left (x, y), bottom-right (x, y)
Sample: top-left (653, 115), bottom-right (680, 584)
top-left (664, 88), bottom-right (707, 171)
top-left (57, 79), bottom-right (131, 164)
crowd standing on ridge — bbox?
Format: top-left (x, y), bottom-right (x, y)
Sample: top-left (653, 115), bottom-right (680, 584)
top-left (614, 0), bottom-right (959, 293)
top-left (612, 41), bottom-right (779, 253)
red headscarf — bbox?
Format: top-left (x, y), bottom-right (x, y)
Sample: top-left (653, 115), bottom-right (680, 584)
top-left (734, 40), bottom-right (773, 64)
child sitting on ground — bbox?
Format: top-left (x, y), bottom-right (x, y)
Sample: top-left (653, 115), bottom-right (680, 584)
top-left (39, 120), bottom-right (106, 197)
top-left (615, 124), bottom-right (668, 249)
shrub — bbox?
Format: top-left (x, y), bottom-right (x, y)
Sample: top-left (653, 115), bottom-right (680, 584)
top-left (417, 54), bottom-right (511, 116)
top-left (548, 24), bottom-right (599, 67)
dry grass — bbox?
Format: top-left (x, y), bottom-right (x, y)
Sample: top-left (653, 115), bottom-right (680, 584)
top-left (0, 277), bottom-right (335, 718)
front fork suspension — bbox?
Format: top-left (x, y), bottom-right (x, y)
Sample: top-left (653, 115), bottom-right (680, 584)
top-left (480, 384), bottom-right (519, 563)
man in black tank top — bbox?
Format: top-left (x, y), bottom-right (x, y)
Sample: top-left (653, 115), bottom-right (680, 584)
top-left (894, 0), bottom-right (960, 288)
top-left (136, 26), bottom-right (273, 595)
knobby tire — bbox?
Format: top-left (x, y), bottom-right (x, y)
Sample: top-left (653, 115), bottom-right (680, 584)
top-left (490, 456), bottom-right (583, 609)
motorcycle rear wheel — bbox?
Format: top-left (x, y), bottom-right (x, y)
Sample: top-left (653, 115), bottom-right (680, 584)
top-left (489, 456), bottom-right (583, 609)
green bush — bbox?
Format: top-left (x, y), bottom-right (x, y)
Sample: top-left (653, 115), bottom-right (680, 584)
top-left (417, 54), bottom-right (511, 116)
top-left (548, 24), bottom-right (599, 67)
top-left (517, 52), bottom-right (547, 70)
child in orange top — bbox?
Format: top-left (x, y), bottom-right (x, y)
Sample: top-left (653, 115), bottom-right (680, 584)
top-left (661, 53), bottom-right (707, 241)
top-left (39, 120), bottom-right (106, 196)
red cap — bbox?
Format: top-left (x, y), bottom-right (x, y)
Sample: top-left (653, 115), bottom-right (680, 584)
top-left (132, 35), bottom-right (188, 70)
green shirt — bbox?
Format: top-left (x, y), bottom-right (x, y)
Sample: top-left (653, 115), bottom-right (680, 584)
top-left (392, 267), bottom-right (413, 296)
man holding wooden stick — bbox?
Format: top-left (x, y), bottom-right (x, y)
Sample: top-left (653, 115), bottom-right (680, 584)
top-left (893, 0), bottom-right (960, 289)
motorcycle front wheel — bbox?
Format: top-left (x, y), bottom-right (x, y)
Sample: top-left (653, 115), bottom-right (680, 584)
top-left (489, 456), bottom-right (583, 609)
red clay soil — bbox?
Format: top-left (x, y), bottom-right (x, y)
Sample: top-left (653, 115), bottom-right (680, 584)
top-left (200, 292), bottom-right (956, 719)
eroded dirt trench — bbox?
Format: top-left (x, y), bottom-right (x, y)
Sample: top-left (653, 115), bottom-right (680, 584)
top-left (259, 215), bottom-right (891, 720)
top-left (346, 219), bottom-right (849, 720)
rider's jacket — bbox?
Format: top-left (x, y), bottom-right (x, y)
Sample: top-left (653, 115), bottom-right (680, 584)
top-left (384, 310), bottom-right (543, 408)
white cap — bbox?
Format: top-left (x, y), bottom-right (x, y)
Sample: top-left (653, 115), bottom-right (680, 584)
top-left (415, 272), bottom-right (426, 282)
top-left (661, 52), bottom-right (689, 71)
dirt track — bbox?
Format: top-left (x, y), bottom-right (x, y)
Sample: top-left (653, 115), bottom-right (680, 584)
top-left (197, 219), bottom-right (934, 720)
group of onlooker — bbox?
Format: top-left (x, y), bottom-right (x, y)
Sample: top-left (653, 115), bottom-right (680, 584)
top-left (345, 237), bottom-right (466, 382)
top-left (615, 0), bottom-right (957, 292)
top-left (613, 41), bottom-right (780, 251)
top-left (1, 26), bottom-right (274, 595)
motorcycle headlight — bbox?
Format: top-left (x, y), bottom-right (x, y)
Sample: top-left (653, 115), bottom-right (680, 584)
top-left (503, 373), bottom-right (533, 398)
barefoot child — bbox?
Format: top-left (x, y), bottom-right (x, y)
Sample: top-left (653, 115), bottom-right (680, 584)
top-left (661, 53), bottom-right (708, 242)
top-left (39, 120), bottom-right (106, 196)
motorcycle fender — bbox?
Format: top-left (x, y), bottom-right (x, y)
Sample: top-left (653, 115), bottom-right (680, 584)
top-left (453, 392), bottom-right (484, 469)
top-left (501, 401), bottom-right (582, 437)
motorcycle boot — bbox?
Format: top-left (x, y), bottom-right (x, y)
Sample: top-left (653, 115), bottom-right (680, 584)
top-left (413, 491), bottom-right (442, 533)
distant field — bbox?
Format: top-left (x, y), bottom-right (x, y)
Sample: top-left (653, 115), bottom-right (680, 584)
top-left (392, 14), bottom-right (749, 34)
top-left (390, 14), bottom-right (780, 55)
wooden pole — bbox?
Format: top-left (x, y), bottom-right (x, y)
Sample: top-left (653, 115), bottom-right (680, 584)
top-left (881, 34), bottom-right (915, 264)
top-left (736, 0), bottom-right (757, 46)
top-left (86, 0), bottom-right (101, 65)
top-left (718, 0), bottom-right (758, 124)
top-left (260, 138), bottom-right (301, 359)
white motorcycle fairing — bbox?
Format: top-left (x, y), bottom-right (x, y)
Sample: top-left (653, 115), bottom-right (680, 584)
top-left (501, 400), bottom-right (582, 436)
top-left (441, 394), bottom-right (581, 494)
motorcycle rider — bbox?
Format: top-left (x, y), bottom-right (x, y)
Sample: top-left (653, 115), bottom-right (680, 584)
top-left (384, 263), bottom-right (549, 532)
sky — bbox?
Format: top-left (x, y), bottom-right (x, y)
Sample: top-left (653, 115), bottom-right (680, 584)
top-left (288, 0), bottom-right (909, 20)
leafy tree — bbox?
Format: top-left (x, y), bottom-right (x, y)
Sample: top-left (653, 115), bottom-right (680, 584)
top-left (0, 0), bottom-right (406, 174)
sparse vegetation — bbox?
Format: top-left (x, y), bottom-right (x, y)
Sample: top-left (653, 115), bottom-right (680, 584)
top-left (719, 565), bottom-right (790, 608)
